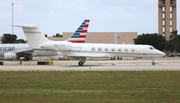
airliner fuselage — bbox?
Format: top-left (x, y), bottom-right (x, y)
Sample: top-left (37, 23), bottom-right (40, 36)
top-left (61, 43), bottom-right (165, 58)
top-left (41, 41), bottom-right (165, 66)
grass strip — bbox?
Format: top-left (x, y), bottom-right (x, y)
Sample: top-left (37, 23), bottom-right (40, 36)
top-left (0, 71), bottom-right (180, 103)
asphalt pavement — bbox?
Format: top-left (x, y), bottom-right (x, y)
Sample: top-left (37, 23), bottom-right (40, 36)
top-left (0, 58), bottom-right (180, 71)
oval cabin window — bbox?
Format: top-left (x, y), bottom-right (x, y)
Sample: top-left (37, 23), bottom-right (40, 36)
top-left (111, 48), bottom-right (115, 51)
top-left (91, 47), bottom-right (95, 51)
top-left (131, 49), bottom-right (135, 52)
top-left (98, 48), bottom-right (102, 51)
top-left (125, 48), bottom-right (128, 52)
top-left (118, 48), bottom-right (121, 51)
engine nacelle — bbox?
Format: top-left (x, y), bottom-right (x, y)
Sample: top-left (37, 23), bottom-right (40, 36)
top-left (4, 52), bottom-right (17, 60)
top-left (42, 41), bottom-right (71, 51)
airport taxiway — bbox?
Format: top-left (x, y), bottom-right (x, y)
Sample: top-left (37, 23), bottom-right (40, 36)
top-left (0, 58), bottom-right (180, 71)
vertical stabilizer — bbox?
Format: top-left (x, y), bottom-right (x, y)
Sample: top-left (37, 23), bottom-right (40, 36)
top-left (67, 19), bottom-right (90, 43)
top-left (15, 25), bottom-right (50, 48)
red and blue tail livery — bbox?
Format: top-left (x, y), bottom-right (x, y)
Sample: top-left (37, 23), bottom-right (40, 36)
top-left (68, 19), bottom-right (90, 43)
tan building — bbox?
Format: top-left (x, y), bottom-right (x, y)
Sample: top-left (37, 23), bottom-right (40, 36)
top-left (158, 0), bottom-right (177, 40)
top-left (48, 32), bottom-right (137, 44)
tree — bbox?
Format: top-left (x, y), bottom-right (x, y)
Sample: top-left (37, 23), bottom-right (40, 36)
top-left (170, 30), bottom-right (178, 40)
top-left (15, 39), bottom-right (27, 43)
top-left (1, 33), bottom-right (17, 43)
top-left (53, 33), bottom-right (63, 37)
top-left (165, 30), bottom-right (180, 53)
top-left (135, 33), bottom-right (166, 51)
top-left (167, 35), bottom-right (180, 53)
top-left (175, 42), bottom-right (180, 53)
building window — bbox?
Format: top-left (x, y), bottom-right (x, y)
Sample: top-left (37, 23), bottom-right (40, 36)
top-left (105, 48), bottom-right (108, 51)
top-left (91, 47), bottom-right (95, 51)
top-left (98, 48), bottom-right (102, 51)
top-left (111, 48), bottom-right (115, 51)
top-left (118, 48), bottom-right (121, 51)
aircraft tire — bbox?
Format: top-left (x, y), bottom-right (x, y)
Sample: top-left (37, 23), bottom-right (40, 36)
top-left (152, 62), bottom-right (155, 65)
top-left (78, 61), bottom-right (84, 66)
top-left (24, 57), bottom-right (29, 61)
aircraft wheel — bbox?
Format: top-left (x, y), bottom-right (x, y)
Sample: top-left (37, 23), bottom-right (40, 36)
top-left (78, 61), bottom-right (84, 66)
top-left (152, 62), bottom-right (155, 65)
top-left (24, 57), bottom-right (29, 61)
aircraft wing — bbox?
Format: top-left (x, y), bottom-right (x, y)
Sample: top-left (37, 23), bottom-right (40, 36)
top-left (4, 48), bottom-right (58, 60)
top-left (11, 48), bottom-right (34, 57)
top-left (12, 48), bottom-right (56, 56)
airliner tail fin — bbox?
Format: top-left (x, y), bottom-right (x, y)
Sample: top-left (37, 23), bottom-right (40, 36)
top-left (14, 25), bottom-right (50, 48)
top-left (67, 19), bottom-right (90, 43)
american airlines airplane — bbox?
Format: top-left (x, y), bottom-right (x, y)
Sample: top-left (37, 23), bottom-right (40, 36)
top-left (16, 20), bottom-right (165, 66)
top-left (0, 44), bottom-right (58, 61)
top-left (0, 19), bottom-right (90, 61)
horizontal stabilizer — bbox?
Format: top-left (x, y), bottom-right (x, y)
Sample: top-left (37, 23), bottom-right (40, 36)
top-left (13, 24), bottom-right (38, 28)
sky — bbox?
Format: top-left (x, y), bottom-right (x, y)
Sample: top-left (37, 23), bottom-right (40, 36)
top-left (0, 0), bottom-right (180, 39)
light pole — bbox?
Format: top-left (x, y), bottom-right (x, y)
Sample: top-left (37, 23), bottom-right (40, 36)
top-left (12, 2), bottom-right (14, 34)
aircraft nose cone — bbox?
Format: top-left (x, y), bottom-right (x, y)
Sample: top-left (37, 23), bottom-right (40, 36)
top-left (160, 51), bottom-right (166, 56)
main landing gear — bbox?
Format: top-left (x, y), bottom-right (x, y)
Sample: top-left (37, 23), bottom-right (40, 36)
top-left (24, 57), bottom-right (30, 61)
top-left (78, 57), bottom-right (86, 66)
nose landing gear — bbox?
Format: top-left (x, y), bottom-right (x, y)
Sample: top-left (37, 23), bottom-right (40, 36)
top-left (151, 58), bottom-right (155, 65)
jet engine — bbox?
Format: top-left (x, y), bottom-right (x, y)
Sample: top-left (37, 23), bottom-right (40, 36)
top-left (4, 52), bottom-right (17, 60)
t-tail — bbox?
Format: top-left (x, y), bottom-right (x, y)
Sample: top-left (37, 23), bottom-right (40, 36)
top-left (67, 19), bottom-right (90, 43)
top-left (14, 25), bottom-right (50, 48)
top-left (14, 19), bottom-right (90, 47)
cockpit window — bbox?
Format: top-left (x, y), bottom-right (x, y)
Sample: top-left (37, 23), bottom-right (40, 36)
top-left (150, 47), bottom-right (154, 50)
top-left (149, 46), bottom-right (157, 50)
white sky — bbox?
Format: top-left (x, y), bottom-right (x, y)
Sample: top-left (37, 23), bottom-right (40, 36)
top-left (0, 0), bottom-right (180, 39)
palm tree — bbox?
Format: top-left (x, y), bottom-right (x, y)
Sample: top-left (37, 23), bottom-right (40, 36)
top-left (170, 30), bottom-right (178, 40)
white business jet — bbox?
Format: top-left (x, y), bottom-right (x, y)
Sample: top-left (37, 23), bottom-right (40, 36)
top-left (1, 19), bottom-right (90, 61)
top-left (16, 20), bottom-right (165, 66)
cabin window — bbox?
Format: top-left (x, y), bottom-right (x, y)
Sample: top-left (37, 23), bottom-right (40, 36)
top-left (111, 48), bottom-right (115, 51)
top-left (118, 48), bottom-right (121, 51)
top-left (150, 47), bottom-right (153, 50)
top-left (98, 48), bottom-right (102, 51)
top-left (105, 48), bottom-right (108, 51)
top-left (91, 47), bottom-right (95, 51)
top-left (131, 49), bottom-right (135, 52)
top-left (125, 48), bottom-right (128, 52)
